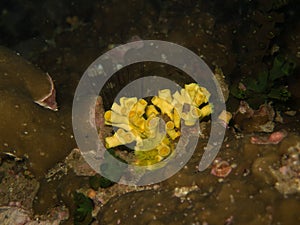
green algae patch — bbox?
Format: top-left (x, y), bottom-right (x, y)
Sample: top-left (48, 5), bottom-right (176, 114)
top-left (0, 47), bottom-right (75, 177)
top-left (74, 192), bottom-right (94, 225)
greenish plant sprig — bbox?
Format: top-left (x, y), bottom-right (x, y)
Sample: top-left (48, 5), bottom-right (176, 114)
top-left (74, 192), bottom-right (94, 225)
top-left (231, 55), bottom-right (296, 104)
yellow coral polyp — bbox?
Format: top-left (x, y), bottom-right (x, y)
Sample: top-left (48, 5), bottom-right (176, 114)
top-left (199, 103), bottom-right (213, 119)
top-left (105, 129), bottom-right (134, 148)
top-left (175, 104), bottom-right (201, 126)
top-left (185, 83), bottom-right (199, 92)
top-left (193, 91), bottom-right (208, 106)
top-left (173, 108), bottom-right (181, 128)
top-left (172, 91), bottom-right (184, 104)
top-left (166, 121), bottom-right (174, 130)
top-left (145, 117), bottom-right (159, 138)
top-left (134, 148), bottom-right (161, 166)
top-left (191, 107), bottom-right (201, 118)
top-left (104, 110), bottom-right (128, 125)
top-left (120, 97), bottom-right (137, 109)
top-left (104, 110), bottom-right (111, 121)
top-left (128, 111), bottom-right (146, 132)
top-left (151, 96), bottom-right (174, 120)
top-left (111, 97), bottom-right (137, 116)
top-left (185, 83), bottom-right (199, 99)
top-left (135, 128), bottom-right (165, 151)
top-left (146, 117), bottom-right (159, 129)
top-left (118, 129), bottom-right (134, 142)
top-left (105, 136), bottom-right (121, 149)
top-left (111, 102), bottom-right (123, 115)
top-left (218, 110), bottom-right (232, 124)
top-left (165, 121), bottom-right (181, 140)
top-left (184, 108), bottom-right (201, 126)
top-left (157, 144), bottom-right (171, 157)
top-left (145, 105), bottom-right (159, 118)
top-left (181, 89), bottom-right (193, 103)
top-left (161, 136), bottom-right (171, 146)
top-left (131, 99), bottom-right (148, 117)
top-left (184, 83), bottom-right (210, 107)
top-left (158, 89), bottom-right (172, 103)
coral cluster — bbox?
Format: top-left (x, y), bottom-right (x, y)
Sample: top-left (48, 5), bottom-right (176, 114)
top-left (103, 83), bottom-right (212, 166)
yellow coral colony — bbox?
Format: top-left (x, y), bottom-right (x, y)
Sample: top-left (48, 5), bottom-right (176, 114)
top-left (151, 96), bottom-right (174, 120)
top-left (103, 83), bottom-right (212, 166)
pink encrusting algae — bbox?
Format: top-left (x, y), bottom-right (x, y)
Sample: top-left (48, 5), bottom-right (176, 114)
top-left (250, 130), bottom-right (287, 145)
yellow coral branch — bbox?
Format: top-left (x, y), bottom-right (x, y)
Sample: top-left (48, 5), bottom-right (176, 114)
top-left (105, 128), bottom-right (135, 148)
top-left (131, 99), bottom-right (148, 117)
top-left (158, 89), bottom-right (172, 103)
top-left (199, 103), bottom-right (213, 119)
top-left (104, 110), bottom-right (129, 124)
top-left (145, 105), bottom-right (159, 118)
top-left (151, 96), bottom-right (174, 120)
top-left (165, 121), bottom-right (181, 140)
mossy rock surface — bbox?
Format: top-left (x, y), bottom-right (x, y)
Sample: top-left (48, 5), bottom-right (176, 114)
top-left (0, 47), bottom-right (75, 177)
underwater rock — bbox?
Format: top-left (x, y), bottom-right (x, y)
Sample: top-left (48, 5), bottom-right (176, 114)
top-left (233, 101), bottom-right (275, 133)
top-left (0, 47), bottom-right (75, 177)
top-left (0, 206), bottom-right (31, 224)
top-left (0, 46), bottom-right (57, 110)
top-left (173, 185), bottom-right (199, 199)
top-left (65, 148), bottom-right (96, 176)
top-left (270, 142), bottom-right (300, 195)
top-left (36, 205), bottom-right (69, 225)
top-left (0, 205), bottom-right (69, 225)
top-left (252, 153), bottom-right (279, 185)
top-left (93, 96), bottom-right (113, 143)
top-left (0, 161), bottom-right (39, 210)
top-left (97, 189), bottom-right (181, 225)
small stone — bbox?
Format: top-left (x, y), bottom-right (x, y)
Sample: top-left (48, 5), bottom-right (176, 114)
top-left (284, 110), bottom-right (297, 116)
top-left (275, 111), bottom-right (284, 123)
